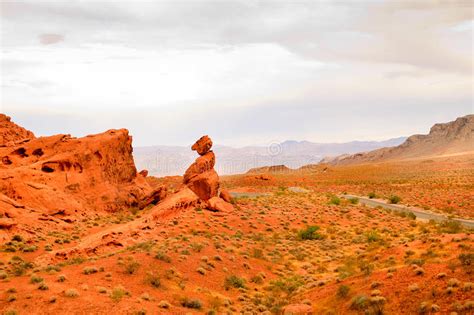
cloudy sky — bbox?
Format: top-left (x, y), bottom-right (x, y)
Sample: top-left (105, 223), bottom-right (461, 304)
top-left (1, 0), bottom-right (473, 146)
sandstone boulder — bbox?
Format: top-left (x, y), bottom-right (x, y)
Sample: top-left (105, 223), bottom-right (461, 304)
top-left (219, 189), bottom-right (232, 203)
top-left (184, 137), bottom-right (219, 201)
top-left (207, 196), bottom-right (233, 213)
top-left (181, 135), bottom-right (233, 212)
top-left (191, 135), bottom-right (213, 155)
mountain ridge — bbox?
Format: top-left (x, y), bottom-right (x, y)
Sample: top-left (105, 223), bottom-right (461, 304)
top-left (134, 137), bottom-right (407, 176)
top-left (322, 114), bottom-right (474, 165)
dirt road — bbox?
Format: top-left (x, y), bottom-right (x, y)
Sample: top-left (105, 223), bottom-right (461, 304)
top-left (341, 195), bottom-right (474, 229)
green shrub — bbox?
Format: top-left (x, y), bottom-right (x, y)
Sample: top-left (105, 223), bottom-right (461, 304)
top-left (110, 285), bottom-right (128, 302)
top-left (224, 275), bottom-right (246, 290)
top-left (329, 196), bottom-right (341, 205)
top-left (337, 284), bottom-right (350, 298)
top-left (388, 195), bottom-right (401, 204)
top-left (30, 274), bottom-right (44, 283)
top-left (368, 192), bottom-right (376, 199)
top-left (145, 272), bottom-right (161, 288)
top-left (366, 230), bottom-right (381, 243)
top-left (348, 197), bottom-right (359, 205)
top-left (350, 295), bottom-right (368, 310)
top-left (298, 226), bottom-right (323, 240)
top-left (155, 251), bottom-right (171, 263)
top-left (122, 257), bottom-right (140, 275)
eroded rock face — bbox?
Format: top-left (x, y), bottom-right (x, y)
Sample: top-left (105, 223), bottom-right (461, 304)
top-left (0, 119), bottom-right (166, 215)
top-left (0, 114), bottom-right (35, 146)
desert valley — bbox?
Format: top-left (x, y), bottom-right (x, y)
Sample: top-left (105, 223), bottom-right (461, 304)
top-left (0, 114), bottom-right (473, 315)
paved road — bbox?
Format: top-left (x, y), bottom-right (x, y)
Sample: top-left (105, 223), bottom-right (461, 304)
top-left (341, 195), bottom-right (474, 229)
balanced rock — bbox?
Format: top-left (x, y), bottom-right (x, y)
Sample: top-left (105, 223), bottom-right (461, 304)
top-left (182, 135), bottom-right (233, 213)
top-left (184, 136), bottom-right (219, 201)
top-left (191, 135), bottom-right (213, 155)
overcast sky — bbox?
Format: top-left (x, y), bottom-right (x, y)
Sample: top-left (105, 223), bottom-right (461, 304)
top-left (1, 0), bottom-right (473, 146)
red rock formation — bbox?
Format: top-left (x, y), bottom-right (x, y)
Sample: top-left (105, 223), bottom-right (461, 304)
top-left (0, 117), bottom-right (166, 218)
top-left (183, 136), bottom-right (219, 201)
top-left (0, 114), bottom-right (35, 146)
top-left (191, 135), bottom-right (213, 155)
top-left (152, 135), bottom-right (233, 217)
top-left (219, 189), bottom-right (232, 203)
top-left (185, 135), bottom-right (233, 212)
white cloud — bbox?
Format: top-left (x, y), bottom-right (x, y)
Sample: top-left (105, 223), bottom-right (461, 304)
top-left (1, 0), bottom-right (472, 146)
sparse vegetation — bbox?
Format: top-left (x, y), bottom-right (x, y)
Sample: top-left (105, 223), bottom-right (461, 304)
top-left (224, 275), bottom-right (246, 290)
top-left (298, 225), bottom-right (324, 240)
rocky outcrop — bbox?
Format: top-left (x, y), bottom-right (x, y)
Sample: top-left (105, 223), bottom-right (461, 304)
top-left (0, 114), bottom-right (35, 146)
top-left (151, 135), bottom-right (233, 217)
top-left (0, 116), bottom-right (166, 216)
top-left (183, 135), bottom-right (219, 201)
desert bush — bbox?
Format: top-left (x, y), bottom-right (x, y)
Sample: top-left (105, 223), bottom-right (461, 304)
top-left (196, 267), bottom-right (206, 275)
top-left (349, 197), bottom-right (359, 205)
top-left (155, 251), bottom-right (171, 263)
top-left (57, 274), bottom-right (67, 282)
top-left (463, 282), bottom-right (473, 291)
top-left (0, 270), bottom-right (7, 280)
top-left (122, 257), bottom-right (140, 275)
top-left (224, 275), bottom-right (246, 290)
top-left (65, 288), bottom-right (79, 298)
top-left (337, 284), bottom-right (350, 298)
top-left (9, 256), bottom-right (33, 276)
top-left (30, 274), bottom-right (43, 283)
top-left (38, 282), bottom-right (49, 290)
top-left (350, 295), bottom-right (368, 310)
top-left (251, 274), bottom-right (264, 284)
top-left (110, 285), bottom-right (128, 302)
top-left (388, 195), bottom-right (401, 204)
top-left (368, 192), bottom-right (377, 199)
top-left (439, 220), bottom-right (462, 234)
top-left (366, 230), bottom-right (381, 243)
top-left (329, 196), bottom-right (341, 205)
top-left (458, 252), bottom-right (473, 266)
top-left (83, 266), bottom-right (98, 275)
top-left (145, 272), bottom-right (161, 288)
top-left (180, 297), bottom-right (202, 309)
top-left (298, 226), bottom-right (323, 240)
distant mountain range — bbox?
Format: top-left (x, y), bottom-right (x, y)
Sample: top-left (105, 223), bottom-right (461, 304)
top-left (133, 137), bottom-right (407, 176)
top-left (323, 114), bottom-right (474, 165)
